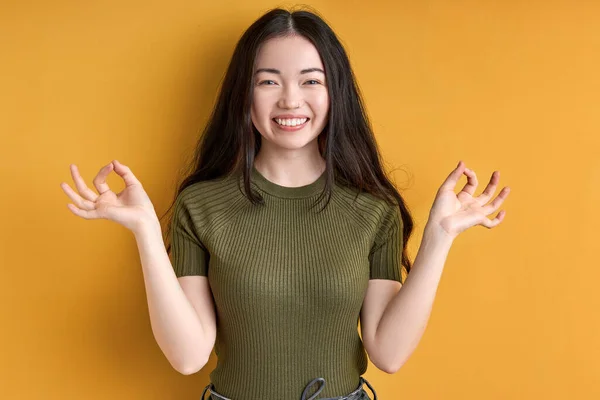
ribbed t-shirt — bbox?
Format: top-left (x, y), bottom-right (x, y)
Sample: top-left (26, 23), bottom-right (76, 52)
top-left (170, 166), bottom-right (404, 399)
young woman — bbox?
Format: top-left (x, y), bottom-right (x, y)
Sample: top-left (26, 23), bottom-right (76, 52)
top-left (60, 7), bottom-right (510, 400)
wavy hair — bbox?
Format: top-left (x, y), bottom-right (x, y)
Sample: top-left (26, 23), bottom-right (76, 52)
top-left (161, 6), bottom-right (414, 276)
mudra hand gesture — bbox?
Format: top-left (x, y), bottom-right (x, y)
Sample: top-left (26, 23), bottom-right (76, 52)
top-left (428, 161), bottom-right (511, 240)
top-left (60, 160), bottom-right (157, 233)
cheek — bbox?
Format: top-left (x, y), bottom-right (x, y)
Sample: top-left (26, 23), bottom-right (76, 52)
top-left (252, 92), bottom-right (271, 121)
top-left (251, 98), bottom-right (263, 126)
top-left (312, 91), bottom-right (330, 118)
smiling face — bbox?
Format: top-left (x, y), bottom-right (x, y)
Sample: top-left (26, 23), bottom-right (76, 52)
top-left (251, 35), bottom-right (330, 155)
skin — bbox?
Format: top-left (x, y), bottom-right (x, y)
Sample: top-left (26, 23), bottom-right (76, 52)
top-left (361, 162), bottom-right (511, 372)
top-left (251, 34), bottom-right (330, 187)
top-left (60, 35), bottom-right (511, 376)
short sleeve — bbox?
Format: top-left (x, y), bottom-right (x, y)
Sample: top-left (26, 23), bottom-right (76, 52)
top-left (368, 201), bottom-right (404, 283)
top-left (170, 190), bottom-right (209, 277)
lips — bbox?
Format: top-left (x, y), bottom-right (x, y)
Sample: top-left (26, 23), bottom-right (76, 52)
top-left (272, 115), bottom-right (310, 119)
top-left (271, 117), bottom-right (309, 131)
top-left (272, 117), bottom-right (310, 122)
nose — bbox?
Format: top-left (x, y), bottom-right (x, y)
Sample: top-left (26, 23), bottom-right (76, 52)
top-left (277, 84), bottom-right (303, 109)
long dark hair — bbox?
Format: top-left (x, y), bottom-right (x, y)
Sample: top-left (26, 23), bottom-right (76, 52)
top-left (161, 6), bottom-right (415, 277)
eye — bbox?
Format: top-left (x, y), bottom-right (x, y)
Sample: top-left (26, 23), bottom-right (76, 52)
top-left (258, 80), bottom-right (276, 85)
top-left (305, 80), bottom-right (321, 85)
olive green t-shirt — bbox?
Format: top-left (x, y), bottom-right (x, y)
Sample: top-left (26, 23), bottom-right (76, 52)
top-left (170, 166), bottom-right (404, 399)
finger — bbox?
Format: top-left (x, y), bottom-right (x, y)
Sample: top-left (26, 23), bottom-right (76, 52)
top-left (481, 186), bottom-right (510, 214)
top-left (439, 160), bottom-right (466, 192)
top-left (61, 182), bottom-right (96, 211)
top-left (458, 167), bottom-right (478, 196)
top-left (477, 170), bottom-right (500, 205)
top-left (112, 160), bottom-right (142, 187)
top-left (70, 164), bottom-right (99, 201)
top-left (480, 209), bottom-right (506, 229)
top-left (92, 162), bottom-right (115, 195)
top-left (66, 203), bottom-right (101, 220)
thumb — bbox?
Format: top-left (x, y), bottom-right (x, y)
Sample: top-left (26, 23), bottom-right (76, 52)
top-left (112, 160), bottom-right (142, 187)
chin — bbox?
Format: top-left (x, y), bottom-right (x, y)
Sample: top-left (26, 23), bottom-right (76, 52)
top-left (269, 134), bottom-right (320, 151)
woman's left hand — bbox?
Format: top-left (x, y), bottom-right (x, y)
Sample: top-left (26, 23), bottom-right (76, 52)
top-left (427, 160), bottom-right (511, 240)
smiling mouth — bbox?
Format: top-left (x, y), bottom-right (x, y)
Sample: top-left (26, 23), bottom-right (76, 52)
top-left (271, 117), bottom-right (310, 127)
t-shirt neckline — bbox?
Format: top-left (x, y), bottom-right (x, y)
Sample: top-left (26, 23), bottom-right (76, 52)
top-left (251, 165), bottom-right (326, 199)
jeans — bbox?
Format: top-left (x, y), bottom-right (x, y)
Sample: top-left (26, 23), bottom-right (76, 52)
top-left (200, 376), bottom-right (377, 400)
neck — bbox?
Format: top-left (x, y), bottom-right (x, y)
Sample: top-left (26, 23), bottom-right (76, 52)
top-left (254, 145), bottom-right (326, 188)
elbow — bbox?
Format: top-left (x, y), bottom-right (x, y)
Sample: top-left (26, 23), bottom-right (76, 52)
top-left (382, 362), bottom-right (402, 374)
top-left (173, 354), bottom-right (209, 376)
top-left (374, 356), bottom-right (404, 375)
top-left (176, 363), bottom-right (201, 376)
top-left (175, 362), bottom-right (204, 376)
top-left (369, 347), bottom-right (401, 374)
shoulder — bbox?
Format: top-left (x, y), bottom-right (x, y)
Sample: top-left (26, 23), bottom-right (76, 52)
top-left (174, 172), bottom-right (248, 232)
top-left (177, 172), bottom-right (245, 207)
top-left (331, 183), bottom-right (401, 238)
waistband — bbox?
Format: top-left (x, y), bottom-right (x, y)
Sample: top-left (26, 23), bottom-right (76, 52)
top-left (200, 376), bottom-right (377, 400)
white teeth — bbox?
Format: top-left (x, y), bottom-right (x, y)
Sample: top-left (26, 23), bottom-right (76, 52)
top-left (275, 118), bottom-right (308, 126)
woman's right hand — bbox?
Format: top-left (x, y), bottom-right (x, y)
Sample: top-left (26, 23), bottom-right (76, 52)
top-left (60, 160), bottom-right (158, 233)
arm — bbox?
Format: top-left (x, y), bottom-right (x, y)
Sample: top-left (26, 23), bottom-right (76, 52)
top-left (372, 161), bottom-right (509, 372)
top-left (135, 217), bottom-right (216, 375)
top-left (372, 224), bottom-right (453, 372)
top-left (60, 160), bottom-right (216, 374)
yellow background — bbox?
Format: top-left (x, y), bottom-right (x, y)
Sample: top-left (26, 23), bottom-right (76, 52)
top-left (1, 0), bottom-right (598, 398)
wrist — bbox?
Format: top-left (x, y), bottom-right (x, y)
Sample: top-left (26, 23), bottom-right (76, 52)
top-left (132, 215), bottom-right (162, 237)
top-left (423, 220), bottom-right (456, 245)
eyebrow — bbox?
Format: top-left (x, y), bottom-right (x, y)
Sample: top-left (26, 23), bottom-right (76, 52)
top-left (254, 67), bottom-right (325, 75)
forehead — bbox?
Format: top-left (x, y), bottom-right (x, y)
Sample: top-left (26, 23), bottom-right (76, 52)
top-left (255, 35), bottom-right (324, 71)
